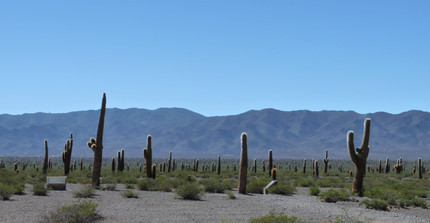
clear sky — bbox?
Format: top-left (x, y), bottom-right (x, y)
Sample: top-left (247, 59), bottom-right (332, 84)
top-left (1, 1), bottom-right (429, 117)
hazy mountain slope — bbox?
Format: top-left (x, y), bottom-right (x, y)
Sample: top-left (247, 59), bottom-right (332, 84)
top-left (0, 108), bottom-right (429, 159)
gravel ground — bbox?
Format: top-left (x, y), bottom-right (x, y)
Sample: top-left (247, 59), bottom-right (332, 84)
top-left (0, 184), bottom-right (429, 223)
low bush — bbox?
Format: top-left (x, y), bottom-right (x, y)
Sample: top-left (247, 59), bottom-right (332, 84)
top-left (0, 184), bottom-right (15, 200)
top-left (175, 183), bottom-right (204, 200)
top-left (32, 183), bottom-right (48, 196)
top-left (125, 184), bottom-right (135, 189)
top-left (247, 178), bottom-right (269, 194)
top-left (73, 185), bottom-right (95, 198)
top-left (249, 210), bottom-right (303, 223)
top-left (398, 198), bottom-right (428, 209)
top-left (101, 184), bottom-right (116, 191)
top-left (360, 199), bottom-right (389, 211)
top-left (137, 179), bottom-right (159, 191)
top-left (318, 189), bottom-right (349, 203)
top-left (225, 190), bottom-right (236, 200)
top-left (200, 178), bottom-right (228, 193)
top-left (268, 184), bottom-right (295, 196)
top-left (309, 185), bottom-right (320, 196)
top-left (120, 190), bottom-right (139, 198)
top-left (39, 200), bottom-right (102, 223)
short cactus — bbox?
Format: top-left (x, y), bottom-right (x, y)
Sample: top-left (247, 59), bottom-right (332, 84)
top-left (323, 150), bottom-right (329, 174)
top-left (347, 118), bottom-right (370, 197)
top-left (152, 164), bottom-right (156, 179)
top-left (238, 132), bottom-right (248, 194)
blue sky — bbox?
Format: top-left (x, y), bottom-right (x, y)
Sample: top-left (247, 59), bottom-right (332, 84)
top-left (1, 1), bottom-right (429, 116)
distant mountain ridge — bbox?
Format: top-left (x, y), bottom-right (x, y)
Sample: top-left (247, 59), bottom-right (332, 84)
top-left (0, 108), bottom-right (429, 159)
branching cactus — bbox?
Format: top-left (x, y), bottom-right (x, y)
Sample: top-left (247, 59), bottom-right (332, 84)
top-left (323, 150), bottom-right (329, 174)
top-left (62, 133), bottom-right (73, 176)
top-left (238, 132), bottom-right (248, 194)
top-left (142, 135), bottom-right (153, 177)
top-left (86, 93), bottom-right (106, 187)
top-left (268, 150), bottom-right (273, 176)
top-left (217, 155), bottom-right (221, 175)
top-left (347, 118), bottom-right (370, 197)
top-left (42, 140), bottom-right (48, 174)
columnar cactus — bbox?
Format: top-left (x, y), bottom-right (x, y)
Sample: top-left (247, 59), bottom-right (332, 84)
top-left (347, 118), bottom-right (370, 197)
top-left (418, 158), bottom-right (422, 179)
top-left (262, 161), bottom-right (265, 172)
top-left (42, 140), bottom-right (48, 174)
top-left (62, 133), bottom-right (73, 176)
top-left (303, 159), bottom-right (306, 174)
top-left (271, 168), bottom-right (277, 180)
top-left (121, 149), bottom-right (125, 171)
top-left (323, 150), bottom-right (329, 174)
top-left (142, 135), bottom-right (153, 177)
top-left (173, 159), bottom-right (176, 171)
top-left (111, 158), bottom-right (115, 172)
top-left (168, 151), bottom-right (172, 172)
top-left (195, 159), bottom-right (199, 172)
top-left (152, 164), bottom-right (156, 179)
top-left (314, 160), bottom-right (319, 177)
top-left (253, 158), bottom-right (257, 173)
top-left (181, 160), bottom-right (184, 171)
top-left (80, 160), bottom-right (83, 171)
top-left (217, 155), bottom-right (221, 175)
top-left (385, 158), bottom-right (390, 173)
top-left (86, 93), bottom-right (106, 187)
top-left (378, 160), bottom-right (382, 173)
top-left (238, 132), bottom-right (248, 194)
top-left (268, 150), bottom-right (273, 176)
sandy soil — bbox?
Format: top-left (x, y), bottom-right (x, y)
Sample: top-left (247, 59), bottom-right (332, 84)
top-left (0, 184), bottom-right (429, 223)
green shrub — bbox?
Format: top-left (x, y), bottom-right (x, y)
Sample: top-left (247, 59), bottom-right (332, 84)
top-left (309, 185), bottom-right (320, 196)
top-left (317, 177), bottom-right (344, 188)
top-left (175, 183), bottom-right (204, 200)
top-left (295, 178), bottom-right (315, 187)
top-left (101, 184), bottom-right (116, 191)
top-left (268, 184), bottom-right (295, 196)
top-left (200, 179), bottom-right (228, 193)
top-left (415, 190), bottom-right (429, 198)
top-left (73, 185), bottom-right (94, 198)
top-left (249, 210), bottom-right (302, 223)
top-left (398, 198), bottom-right (428, 208)
top-left (318, 189), bottom-right (349, 203)
top-left (225, 190), bottom-right (236, 200)
top-left (32, 183), bottom-right (48, 196)
top-left (120, 190), bottom-right (139, 198)
top-left (12, 184), bottom-right (25, 195)
top-left (360, 199), bottom-right (389, 211)
top-left (125, 184), bottom-right (135, 189)
top-left (247, 178), bottom-right (269, 194)
top-left (137, 179), bottom-right (159, 191)
top-left (39, 200), bottom-right (102, 223)
top-left (0, 184), bottom-right (15, 200)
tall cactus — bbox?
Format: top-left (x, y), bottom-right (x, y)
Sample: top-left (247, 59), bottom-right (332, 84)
top-left (303, 159), bottom-right (306, 174)
top-left (238, 132), bottom-right (248, 194)
top-left (143, 135), bottom-right (152, 178)
top-left (121, 149), bottom-right (125, 171)
top-left (385, 157), bottom-right (390, 173)
top-left (62, 133), bottom-right (73, 176)
top-left (418, 158), bottom-right (422, 179)
top-left (111, 158), bottom-right (115, 172)
top-left (268, 150), bottom-right (273, 176)
top-left (117, 150), bottom-right (122, 171)
top-left (168, 151), bottom-right (172, 172)
top-left (323, 150), bottom-right (329, 174)
top-left (42, 140), bottom-right (48, 174)
top-left (253, 158), bottom-right (257, 173)
top-left (347, 118), bottom-right (370, 197)
top-left (86, 93), bottom-right (106, 187)
top-left (217, 155), bottom-right (221, 175)
top-left (314, 160), bottom-right (319, 177)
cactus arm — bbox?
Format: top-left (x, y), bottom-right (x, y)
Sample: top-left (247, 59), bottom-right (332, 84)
top-left (347, 131), bottom-right (358, 165)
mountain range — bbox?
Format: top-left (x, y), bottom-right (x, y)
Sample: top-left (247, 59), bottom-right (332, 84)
top-left (0, 108), bottom-right (429, 160)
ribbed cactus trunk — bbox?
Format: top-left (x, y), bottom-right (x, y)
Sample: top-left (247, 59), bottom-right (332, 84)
top-left (62, 134), bottom-right (73, 176)
top-left (271, 168), bottom-right (277, 180)
top-left (314, 160), bottom-right (319, 177)
top-left (268, 150), bottom-right (273, 176)
top-left (385, 158), bottom-right (390, 173)
top-left (121, 149), bottom-right (125, 171)
top-left (323, 150), bottom-right (329, 174)
top-left (87, 93), bottom-right (106, 187)
top-left (168, 152), bottom-right (172, 173)
top-left (238, 132), bottom-right (248, 194)
top-left (303, 159), bottom-right (306, 174)
top-left (253, 158), bottom-right (257, 173)
top-left (378, 160), bottom-right (382, 173)
top-left (117, 151), bottom-right (121, 172)
top-left (347, 118), bottom-right (370, 197)
top-left (262, 161), bottom-right (265, 172)
top-left (152, 164), bottom-right (156, 179)
top-left (217, 155), bottom-right (221, 175)
top-left (143, 135), bottom-right (153, 177)
top-left (42, 140), bottom-right (48, 174)
top-left (111, 158), bottom-right (115, 172)
top-left (418, 158), bottom-right (422, 179)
